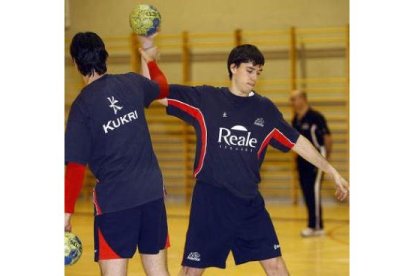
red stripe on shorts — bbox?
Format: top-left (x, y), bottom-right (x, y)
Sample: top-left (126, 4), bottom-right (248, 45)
top-left (98, 229), bottom-right (121, 260)
top-left (165, 234), bottom-right (171, 249)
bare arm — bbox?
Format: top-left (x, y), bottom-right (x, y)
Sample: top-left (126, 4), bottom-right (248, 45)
top-left (324, 134), bottom-right (333, 160)
top-left (138, 34), bottom-right (155, 79)
top-left (139, 49), bottom-right (168, 107)
top-left (138, 35), bottom-right (168, 107)
top-left (141, 54), bottom-right (150, 79)
top-left (292, 135), bottom-right (348, 201)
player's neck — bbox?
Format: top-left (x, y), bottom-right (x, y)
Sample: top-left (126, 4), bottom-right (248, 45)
top-left (84, 72), bottom-right (105, 85)
top-left (228, 84), bottom-right (250, 97)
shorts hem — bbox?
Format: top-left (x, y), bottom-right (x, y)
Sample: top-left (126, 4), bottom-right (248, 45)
top-left (182, 261), bottom-right (226, 269)
top-left (234, 252), bottom-right (282, 266)
top-left (138, 247), bottom-right (166, 255)
top-left (94, 256), bottom-right (132, 262)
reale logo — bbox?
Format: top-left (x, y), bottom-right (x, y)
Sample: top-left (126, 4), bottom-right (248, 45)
top-left (218, 125), bottom-right (258, 149)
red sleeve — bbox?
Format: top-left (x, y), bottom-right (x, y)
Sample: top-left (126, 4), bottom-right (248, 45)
top-left (147, 61), bottom-right (169, 99)
top-left (65, 162), bottom-right (86, 214)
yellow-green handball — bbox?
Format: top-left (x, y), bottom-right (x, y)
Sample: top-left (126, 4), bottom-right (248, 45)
top-left (129, 4), bottom-right (161, 36)
top-left (65, 232), bottom-right (82, 266)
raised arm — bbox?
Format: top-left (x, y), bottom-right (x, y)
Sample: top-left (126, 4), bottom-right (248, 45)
top-left (292, 135), bottom-right (348, 201)
top-left (138, 35), bottom-right (168, 106)
top-left (141, 54), bottom-right (150, 79)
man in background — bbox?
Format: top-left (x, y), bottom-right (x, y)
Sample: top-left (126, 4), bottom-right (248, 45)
top-left (290, 90), bottom-right (333, 237)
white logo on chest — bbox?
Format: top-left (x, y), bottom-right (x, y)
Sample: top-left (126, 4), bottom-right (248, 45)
top-left (218, 125), bottom-right (258, 150)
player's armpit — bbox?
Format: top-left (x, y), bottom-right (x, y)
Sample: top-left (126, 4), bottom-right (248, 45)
top-left (65, 162), bottom-right (86, 214)
top-left (156, 98), bottom-right (168, 106)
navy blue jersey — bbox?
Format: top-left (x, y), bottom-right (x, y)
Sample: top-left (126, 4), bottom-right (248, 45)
top-left (65, 73), bottom-right (164, 214)
top-left (166, 85), bottom-right (300, 199)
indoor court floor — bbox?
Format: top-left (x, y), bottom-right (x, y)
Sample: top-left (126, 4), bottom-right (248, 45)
top-left (65, 200), bottom-right (349, 276)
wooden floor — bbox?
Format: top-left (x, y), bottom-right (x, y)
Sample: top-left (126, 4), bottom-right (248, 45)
top-left (65, 200), bottom-right (349, 276)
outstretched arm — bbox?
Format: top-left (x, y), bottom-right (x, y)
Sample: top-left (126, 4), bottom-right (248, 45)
top-left (292, 135), bottom-right (348, 201)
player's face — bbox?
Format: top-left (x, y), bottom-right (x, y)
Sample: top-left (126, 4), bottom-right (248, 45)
top-left (231, 62), bottom-right (263, 95)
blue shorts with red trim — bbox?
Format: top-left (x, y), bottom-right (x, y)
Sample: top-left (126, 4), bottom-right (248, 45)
top-left (94, 198), bottom-right (169, 262)
top-left (182, 181), bottom-right (282, 269)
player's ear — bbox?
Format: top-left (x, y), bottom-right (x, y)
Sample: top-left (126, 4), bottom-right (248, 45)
top-left (230, 63), bottom-right (238, 75)
top-left (72, 59), bottom-right (80, 71)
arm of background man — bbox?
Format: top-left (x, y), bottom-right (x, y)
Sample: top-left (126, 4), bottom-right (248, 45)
top-left (324, 134), bottom-right (333, 160)
top-left (316, 112), bottom-right (332, 159)
top-left (292, 135), bottom-right (348, 201)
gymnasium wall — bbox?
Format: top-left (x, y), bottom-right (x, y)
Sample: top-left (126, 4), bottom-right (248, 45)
top-left (65, 0), bottom-right (348, 89)
top-left (65, 0), bottom-right (348, 96)
top-left (65, 0), bottom-right (348, 37)
top-left (65, 0), bottom-right (349, 202)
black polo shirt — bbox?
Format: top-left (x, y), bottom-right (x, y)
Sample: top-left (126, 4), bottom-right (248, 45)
top-left (292, 108), bottom-right (330, 167)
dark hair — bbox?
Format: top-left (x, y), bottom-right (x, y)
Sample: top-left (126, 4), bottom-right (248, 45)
top-left (227, 44), bottom-right (265, 79)
top-left (70, 32), bottom-right (108, 77)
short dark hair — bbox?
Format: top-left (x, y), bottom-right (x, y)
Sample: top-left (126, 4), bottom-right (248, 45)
top-left (70, 32), bottom-right (108, 77)
top-left (227, 44), bottom-right (265, 79)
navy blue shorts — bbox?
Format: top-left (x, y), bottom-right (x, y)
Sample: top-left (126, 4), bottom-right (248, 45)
top-left (182, 182), bottom-right (281, 269)
top-left (94, 198), bottom-right (169, 262)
